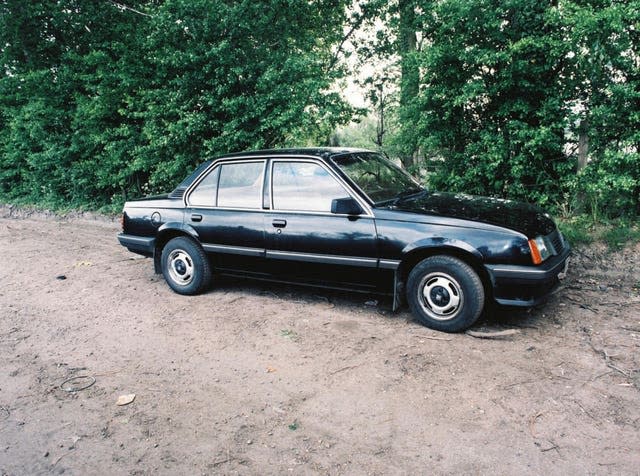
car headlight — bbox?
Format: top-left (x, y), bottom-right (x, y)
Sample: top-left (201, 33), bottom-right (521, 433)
top-left (528, 236), bottom-right (552, 265)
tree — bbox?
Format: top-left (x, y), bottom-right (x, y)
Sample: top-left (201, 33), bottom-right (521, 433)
top-left (560, 0), bottom-right (640, 216)
top-left (358, 0), bottom-right (638, 215)
top-left (0, 0), bottom-right (355, 206)
top-left (0, 0), bottom-right (152, 204)
top-left (405, 0), bottom-right (572, 206)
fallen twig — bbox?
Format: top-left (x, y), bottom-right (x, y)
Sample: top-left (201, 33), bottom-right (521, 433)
top-left (414, 334), bottom-right (453, 342)
top-left (540, 440), bottom-right (560, 453)
top-left (574, 401), bottom-right (597, 421)
top-left (579, 303), bottom-right (598, 313)
top-left (329, 365), bottom-right (361, 375)
top-left (583, 329), bottom-right (632, 379)
top-left (502, 379), bottom-right (536, 389)
top-left (93, 369), bottom-right (122, 377)
top-left (52, 452), bottom-right (70, 467)
top-left (211, 458), bottom-right (232, 467)
top-left (466, 329), bottom-right (520, 339)
top-left (529, 412), bottom-right (543, 438)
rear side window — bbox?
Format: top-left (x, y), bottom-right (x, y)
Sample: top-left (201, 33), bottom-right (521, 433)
top-left (217, 161), bottom-right (264, 209)
top-left (188, 166), bottom-right (220, 207)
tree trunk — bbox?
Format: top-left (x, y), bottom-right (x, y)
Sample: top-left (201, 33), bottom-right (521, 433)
top-left (375, 85), bottom-right (385, 148)
top-left (398, 0), bottom-right (419, 169)
top-left (578, 127), bottom-right (589, 171)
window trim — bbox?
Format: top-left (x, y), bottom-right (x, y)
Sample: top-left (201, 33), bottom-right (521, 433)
top-left (268, 158), bottom-right (373, 217)
top-left (185, 159), bottom-right (267, 210)
top-left (186, 164), bottom-right (220, 208)
top-left (184, 154), bottom-right (373, 216)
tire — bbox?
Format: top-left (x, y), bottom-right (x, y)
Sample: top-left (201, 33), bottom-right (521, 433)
top-left (406, 255), bottom-right (484, 332)
top-left (160, 236), bottom-right (212, 295)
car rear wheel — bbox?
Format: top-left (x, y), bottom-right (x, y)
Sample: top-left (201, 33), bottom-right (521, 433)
top-left (407, 255), bottom-right (484, 332)
top-left (161, 237), bottom-right (211, 295)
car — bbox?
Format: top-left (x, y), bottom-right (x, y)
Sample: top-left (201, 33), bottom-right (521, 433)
top-left (118, 148), bottom-right (570, 332)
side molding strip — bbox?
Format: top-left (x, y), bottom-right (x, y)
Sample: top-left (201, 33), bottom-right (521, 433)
top-left (202, 244), bottom-right (400, 270)
top-left (202, 244), bottom-right (265, 257)
top-left (266, 250), bottom-right (378, 268)
top-left (379, 259), bottom-right (400, 270)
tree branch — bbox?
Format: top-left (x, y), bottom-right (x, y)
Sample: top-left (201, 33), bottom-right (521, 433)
top-left (108, 1), bottom-right (152, 17)
top-left (325, 11), bottom-right (368, 73)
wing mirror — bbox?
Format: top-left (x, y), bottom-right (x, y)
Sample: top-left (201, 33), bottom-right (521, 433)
top-left (331, 197), bottom-right (363, 215)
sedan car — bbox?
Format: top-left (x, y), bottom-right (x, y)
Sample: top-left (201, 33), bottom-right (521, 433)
top-left (118, 148), bottom-right (570, 332)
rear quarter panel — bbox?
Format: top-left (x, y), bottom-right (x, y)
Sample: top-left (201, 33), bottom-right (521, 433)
top-left (123, 197), bottom-right (185, 237)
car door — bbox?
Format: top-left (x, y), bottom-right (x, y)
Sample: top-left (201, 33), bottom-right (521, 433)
top-left (264, 159), bottom-right (381, 291)
top-left (185, 159), bottom-right (268, 275)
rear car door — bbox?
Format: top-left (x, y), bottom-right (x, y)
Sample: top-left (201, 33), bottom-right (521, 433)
top-left (264, 159), bottom-right (381, 291)
top-left (185, 159), bottom-right (267, 275)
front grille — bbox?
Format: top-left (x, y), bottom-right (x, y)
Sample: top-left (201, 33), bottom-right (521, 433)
top-left (547, 229), bottom-right (565, 256)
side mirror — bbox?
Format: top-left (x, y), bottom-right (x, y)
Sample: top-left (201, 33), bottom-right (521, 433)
top-left (331, 197), bottom-right (363, 215)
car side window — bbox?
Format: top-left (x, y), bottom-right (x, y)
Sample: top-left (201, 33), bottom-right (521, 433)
top-left (272, 161), bottom-right (348, 212)
top-left (217, 161), bottom-right (264, 209)
top-left (188, 166), bottom-right (220, 207)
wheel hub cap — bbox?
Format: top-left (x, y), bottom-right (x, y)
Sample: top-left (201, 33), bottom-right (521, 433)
top-left (167, 249), bottom-right (194, 286)
top-left (430, 286), bottom-right (450, 306)
top-left (421, 274), bottom-right (462, 320)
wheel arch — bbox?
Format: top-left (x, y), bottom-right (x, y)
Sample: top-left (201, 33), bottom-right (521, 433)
top-left (153, 223), bottom-right (200, 273)
top-left (397, 241), bottom-right (493, 303)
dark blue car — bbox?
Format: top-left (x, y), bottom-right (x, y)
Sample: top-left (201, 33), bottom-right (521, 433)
top-left (118, 148), bottom-right (570, 332)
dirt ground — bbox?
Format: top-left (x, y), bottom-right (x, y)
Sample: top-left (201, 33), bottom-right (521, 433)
top-left (0, 206), bottom-right (639, 475)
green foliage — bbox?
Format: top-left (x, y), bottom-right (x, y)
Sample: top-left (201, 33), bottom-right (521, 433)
top-left (601, 222), bottom-right (640, 252)
top-left (569, 148), bottom-right (640, 221)
top-left (400, 0), bottom-right (573, 206)
top-left (558, 215), bottom-right (640, 250)
top-left (1, 0), bottom-right (638, 221)
top-left (557, 216), bottom-right (594, 247)
top-left (332, 116), bottom-right (386, 149)
top-left (358, 0), bottom-right (639, 217)
top-left (0, 0), bottom-right (354, 205)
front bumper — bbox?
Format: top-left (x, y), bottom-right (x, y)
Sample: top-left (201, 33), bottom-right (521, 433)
top-left (117, 233), bottom-right (155, 257)
top-left (485, 246), bottom-right (571, 307)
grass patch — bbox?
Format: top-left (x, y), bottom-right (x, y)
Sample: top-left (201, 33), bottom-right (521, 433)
top-left (557, 216), bottom-right (594, 247)
top-left (0, 196), bottom-right (121, 218)
top-left (601, 223), bottom-right (640, 251)
top-left (559, 215), bottom-right (640, 251)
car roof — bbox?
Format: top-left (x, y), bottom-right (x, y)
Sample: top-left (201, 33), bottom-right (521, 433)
top-left (168, 147), bottom-right (375, 199)
top-left (219, 147), bottom-right (372, 160)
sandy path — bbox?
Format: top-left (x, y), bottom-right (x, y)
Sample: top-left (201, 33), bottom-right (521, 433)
top-left (1, 208), bottom-right (639, 474)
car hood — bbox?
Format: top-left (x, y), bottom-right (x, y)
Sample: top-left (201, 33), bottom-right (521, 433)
top-left (389, 191), bottom-right (556, 237)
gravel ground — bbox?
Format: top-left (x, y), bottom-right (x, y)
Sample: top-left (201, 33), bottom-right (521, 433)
top-left (1, 206), bottom-right (639, 475)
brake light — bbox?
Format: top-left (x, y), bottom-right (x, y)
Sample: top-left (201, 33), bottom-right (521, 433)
top-left (120, 213), bottom-right (126, 231)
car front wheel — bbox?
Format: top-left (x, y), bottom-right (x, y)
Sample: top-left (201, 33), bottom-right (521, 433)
top-left (407, 255), bottom-right (484, 332)
top-left (161, 236), bottom-right (211, 295)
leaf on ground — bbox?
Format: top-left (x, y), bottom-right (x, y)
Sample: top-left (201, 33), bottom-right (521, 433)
top-left (116, 394), bottom-right (136, 406)
top-left (280, 329), bottom-right (297, 340)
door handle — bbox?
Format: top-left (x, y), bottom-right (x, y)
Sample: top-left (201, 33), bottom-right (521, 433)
top-left (272, 219), bottom-right (287, 228)
top-left (191, 214), bottom-right (203, 222)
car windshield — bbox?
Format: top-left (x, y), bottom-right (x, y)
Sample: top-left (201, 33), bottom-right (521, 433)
top-left (332, 152), bottom-right (423, 205)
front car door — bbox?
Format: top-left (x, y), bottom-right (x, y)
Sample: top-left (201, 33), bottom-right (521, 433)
top-left (264, 158), bottom-right (382, 291)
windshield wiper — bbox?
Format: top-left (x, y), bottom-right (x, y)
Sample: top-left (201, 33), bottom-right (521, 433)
top-left (375, 187), bottom-right (425, 206)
